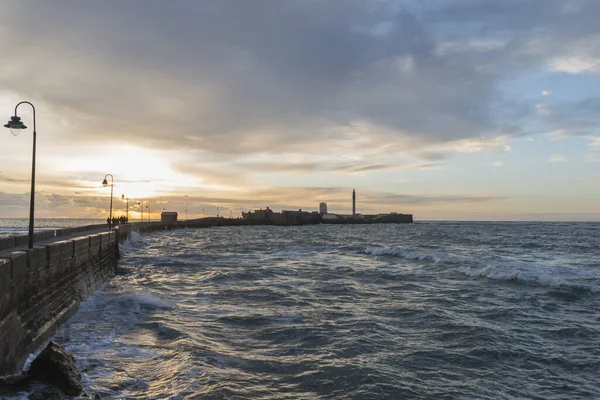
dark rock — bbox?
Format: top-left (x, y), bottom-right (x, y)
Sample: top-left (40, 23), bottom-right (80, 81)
top-left (30, 385), bottom-right (67, 400)
top-left (27, 341), bottom-right (83, 396)
top-left (0, 373), bottom-right (32, 398)
top-left (0, 373), bottom-right (31, 387)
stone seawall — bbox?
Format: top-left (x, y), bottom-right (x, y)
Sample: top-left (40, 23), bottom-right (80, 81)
top-left (0, 225), bottom-right (130, 376)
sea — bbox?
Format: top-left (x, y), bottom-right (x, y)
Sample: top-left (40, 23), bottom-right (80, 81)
top-left (2, 220), bottom-right (600, 399)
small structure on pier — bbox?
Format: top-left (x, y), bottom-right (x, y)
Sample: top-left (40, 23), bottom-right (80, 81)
top-left (161, 211), bottom-right (178, 225)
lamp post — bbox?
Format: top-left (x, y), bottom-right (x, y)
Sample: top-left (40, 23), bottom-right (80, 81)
top-left (4, 101), bottom-right (37, 248)
top-left (121, 194), bottom-right (129, 222)
top-left (146, 204), bottom-right (149, 221)
top-left (102, 174), bottom-right (114, 230)
top-left (137, 201), bottom-right (142, 222)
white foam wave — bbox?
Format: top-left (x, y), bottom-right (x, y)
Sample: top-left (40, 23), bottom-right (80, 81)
top-left (460, 264), bottom-right (599, 292)
top-left (118, 292), bottom-right (174, 309)
top-left (120, 231), bottom-right (150, 250)
top-left (366, 245), bottom-right (599, 292)
top-left (365, 245), bottom-right (441, 263)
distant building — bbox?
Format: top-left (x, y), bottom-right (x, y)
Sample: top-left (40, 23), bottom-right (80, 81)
top-left (161, 211), bottom-right (178, 225)
top-left (319, 202), bottom-right (328, 214)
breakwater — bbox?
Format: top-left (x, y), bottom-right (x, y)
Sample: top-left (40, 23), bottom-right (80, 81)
top-left (0, 225), bottom-right (131, 376)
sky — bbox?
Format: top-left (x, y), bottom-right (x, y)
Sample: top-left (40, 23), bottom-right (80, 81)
top-left (0, 0), bottom-right (599, 221)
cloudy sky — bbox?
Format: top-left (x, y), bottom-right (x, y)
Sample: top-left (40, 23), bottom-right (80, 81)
top-left (0, 0), bottom-right (599, 221)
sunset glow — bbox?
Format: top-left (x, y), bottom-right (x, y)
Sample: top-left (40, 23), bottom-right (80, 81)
top-left (0, 1), bottom-right (599, 221)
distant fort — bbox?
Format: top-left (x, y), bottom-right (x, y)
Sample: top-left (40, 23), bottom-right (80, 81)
top-left (240, 189), bottom-right (413, 225)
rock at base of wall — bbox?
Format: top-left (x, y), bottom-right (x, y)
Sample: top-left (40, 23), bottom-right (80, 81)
top-left (30, 385), bottom-right (68, 400)
top-left (0, 373), bottom-right (32, 398)
top-left (27, 341), bottom-right (83, 396)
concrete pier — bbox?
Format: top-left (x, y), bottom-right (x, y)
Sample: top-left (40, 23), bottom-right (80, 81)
top-left (0, 224), bottom-right (131, 376)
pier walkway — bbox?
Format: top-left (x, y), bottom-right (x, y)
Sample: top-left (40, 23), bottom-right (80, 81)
top-left (0, 225), bottom-right (110, 257)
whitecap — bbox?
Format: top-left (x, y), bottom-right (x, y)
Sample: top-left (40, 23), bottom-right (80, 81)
top-left (365, 245), bottom-right (442, 263)
top-left (459, 264), bottom-right (600, 292)
top-left (117, 292), bottom-right (174, 309)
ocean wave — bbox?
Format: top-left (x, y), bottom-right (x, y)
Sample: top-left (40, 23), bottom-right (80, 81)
top-left (459, 265), bottom-right (599, 293)
top-left (117, 292), bottom-right (174, 309)
top-left (139, 322), bottom-right (186, 340)
top-left (120, 231), bottom-right (150, 251)
top-left (365, 245), bottom-right (600, 293)
top-left (365, 245), bottom-right (441, 263)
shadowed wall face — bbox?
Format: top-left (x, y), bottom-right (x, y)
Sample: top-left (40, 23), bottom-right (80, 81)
top-left (0, 228), bottom-right (126, 375)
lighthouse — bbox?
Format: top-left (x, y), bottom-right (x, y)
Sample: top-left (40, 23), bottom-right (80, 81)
top-left (352, 189), bottom-right (356, 216)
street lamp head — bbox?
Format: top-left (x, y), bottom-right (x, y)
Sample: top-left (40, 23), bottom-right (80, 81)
top-left (102, 178), bottom-right (109, 187)
top-left (4, 116), bottom-right (26, 136)
top-left (121, 194), bottom-right (125, 200)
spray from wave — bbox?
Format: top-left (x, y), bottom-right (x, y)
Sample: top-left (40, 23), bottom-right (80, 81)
top-left (120, 231), bottom-right (150, 251)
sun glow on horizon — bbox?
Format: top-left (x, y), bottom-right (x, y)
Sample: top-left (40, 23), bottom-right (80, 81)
top-left (52, 144), bottom-right (204, 199)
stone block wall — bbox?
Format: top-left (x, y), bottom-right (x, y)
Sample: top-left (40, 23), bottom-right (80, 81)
top-left (0, 231), bottom-right (120, 376)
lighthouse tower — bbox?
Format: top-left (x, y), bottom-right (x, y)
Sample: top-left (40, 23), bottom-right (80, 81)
top-left (352, 189), bottom-right (356, 216)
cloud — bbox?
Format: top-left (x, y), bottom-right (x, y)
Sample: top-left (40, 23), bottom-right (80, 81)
top-left (541, 98), bottom-right (600, 146)
top-left (542, 90), bottom-right (552, 96)
top-left (585, 153), bottom-right (600, 162)
top-left (3, 0), bottom-right (596, 161)
top-left (548, 154), bottom-right (568, 162)
top-left (0, 175), bottom-right (29, 184)
top-left (492, 161), bottom-right (504, 167)
top-left (536, 103), bottom-right (551, 116)
top-left (550, 56), bottom-right (600, 74)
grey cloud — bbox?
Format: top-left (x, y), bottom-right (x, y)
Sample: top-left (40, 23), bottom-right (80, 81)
top-left (0, 2), bottom-right (517, 154)
top-left (0, 175), bottom-right (29, 183)
top-left (373, 193), bottom-right (509, 204)
top-left (543, 98), bottom-right (600, 140)
top-left (0, 0), bottom-right (598, 162)
top-left (236, 161), bottom-right (417, 174)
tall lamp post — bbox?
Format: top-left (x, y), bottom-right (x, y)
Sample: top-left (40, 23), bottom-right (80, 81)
top-left (146, 204), bottom-right (150, 221)
top-left (121, 194), bottom-right (129, 222)
top-left (102, 174), bottom-right (114, 230)
top-left (137, 201), bottom-right (142, 222)
top-left (4, 101), bottom-right (37, 248)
